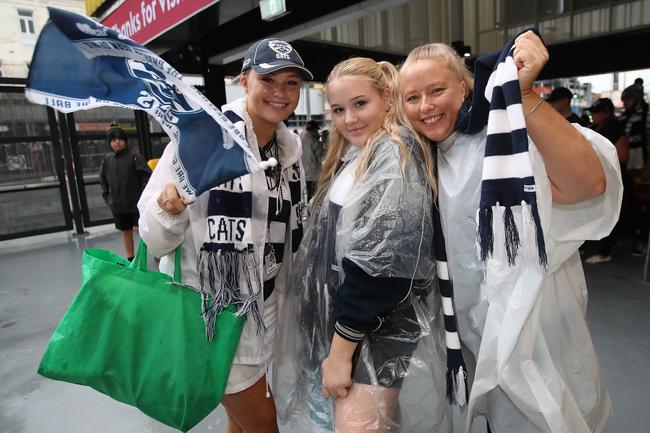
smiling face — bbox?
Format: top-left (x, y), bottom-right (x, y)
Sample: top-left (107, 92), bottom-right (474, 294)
top-left (400, 59), bottom-right (466, 142)
top-left (327, 76), bottom-right (388, 148)
top-left (240, 68), bottom-right (302, 131)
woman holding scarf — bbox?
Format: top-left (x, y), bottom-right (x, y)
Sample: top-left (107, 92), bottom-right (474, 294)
top-left (138, 38), bottom-right (311, 433)
top-left (399, 31), bottom-right (622, 433)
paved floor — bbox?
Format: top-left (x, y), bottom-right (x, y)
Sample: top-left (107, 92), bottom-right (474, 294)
top-left (0, 228), bottom-right (648, 433)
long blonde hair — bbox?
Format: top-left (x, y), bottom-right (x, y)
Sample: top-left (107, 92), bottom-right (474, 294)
top-left (313, 57), bottom-right (436, 206)
top-left (401, 43), bottom-right (474, 97)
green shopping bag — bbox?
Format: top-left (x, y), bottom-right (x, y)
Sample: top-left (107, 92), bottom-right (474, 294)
top-left (38, 241), bottom-right (246, 432)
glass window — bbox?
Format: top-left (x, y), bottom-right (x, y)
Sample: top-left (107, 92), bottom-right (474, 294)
top-left (538, 0), bottom-right (566, 18)
top-left (336, 20), bottom-right (359, 45)
top-left (612, 0), bottom-right (643, 29)
top-left (408, 0), bottom-right (429, 49)
top-left (572, 8), bottom-right (610, 37)
top-left (72, 107), bottom-right (137, 137)
top-left (539, 16), bottom-right (571, 43)
top-left (505, 0), bottom-right (535, 24)
top-left (479, 30), bottom-right (504, 53)
top-left (0, 141), bottom-right (56, 186)
top-left (573, 0), bottom-right (611, 11)
top-left (0, 92), bottom-right (50, 138)
top-left (479, 0), bottom-right (497, 31)
top-left (643, 0), bottom-right (650, 24)
top-left (507, 24), bottom-right (535, 40)
top-left (386, 6), bottom-right (406, 51)
top-left (362, 12), bottom-right (383, 49)
top-left (18, 9), bottom-right (35, 35)
top-left (463, 0), bottom-right (478, 52)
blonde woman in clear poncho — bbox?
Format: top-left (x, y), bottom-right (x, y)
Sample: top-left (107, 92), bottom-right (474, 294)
top-left (273, 57), bottom-right (455, 432)
top-left (399, 31), bottom-right (622, 433)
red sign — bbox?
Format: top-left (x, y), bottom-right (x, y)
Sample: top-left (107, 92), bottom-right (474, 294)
top-left (102, 0), bottom-right (220, 45)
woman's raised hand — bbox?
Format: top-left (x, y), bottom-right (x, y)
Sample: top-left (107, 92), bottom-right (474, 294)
top-left (513, 30), bottom-right (549, 94)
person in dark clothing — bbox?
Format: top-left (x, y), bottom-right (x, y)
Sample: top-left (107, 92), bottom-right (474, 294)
top-left (584, 98), bottom-right (630, 263)
top-left (547, 87), bottom-right (589, 126)
top-left (620, 85), bottom-right (648, 170)
top-left (620, 85), bottom-right (650, 255)
top-left (99, 125), bottom-right (151, 260)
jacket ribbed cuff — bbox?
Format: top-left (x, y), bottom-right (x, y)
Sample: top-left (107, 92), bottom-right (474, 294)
top-left (334, 321), bottom-right (365, 342)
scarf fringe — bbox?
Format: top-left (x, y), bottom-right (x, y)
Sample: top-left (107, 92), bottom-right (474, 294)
top-left (478, 203), bottom-right (547, 267)
top-left (530, 203), bottom-right (548, 267)
top-left (478, 207), bottom-right (494, 261)
top-left (503, 206), bottom-right (521, 266)
top-left (197, 248), bottom-right (266, 341)
top-left (446, 365), bottom-right (467, 407)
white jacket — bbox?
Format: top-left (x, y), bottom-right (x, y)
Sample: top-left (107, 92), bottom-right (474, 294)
top-left (138, 96), bottom-right (305, 365)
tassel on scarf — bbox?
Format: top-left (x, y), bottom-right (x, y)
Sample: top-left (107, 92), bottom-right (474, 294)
top-left (530, 203), bottom-right (548, 267)
top-left (197, 248), bottom-right (266, 341)
top-left (446, 365), bottom-right (467, 407)
top-left (478, 206), bottom-right (494, 262)
top-left (503, 206), bottom-right (521, 266)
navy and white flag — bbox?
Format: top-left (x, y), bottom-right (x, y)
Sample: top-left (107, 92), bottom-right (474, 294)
top-left (26, 7), bottom-right (268, 201)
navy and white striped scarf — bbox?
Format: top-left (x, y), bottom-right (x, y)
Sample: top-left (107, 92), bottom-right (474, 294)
top-left (432, 203), bottom-right (467, 406)
top-left (196, 110), bottom-right (304, 340)
top-left (457, 29), bottom-right (548, 267)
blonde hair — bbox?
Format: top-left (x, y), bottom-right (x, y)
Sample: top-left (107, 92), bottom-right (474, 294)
top-left (401, 43), bottom-right (474, 97)
top-left (313, 57), bottom-right (436, 206)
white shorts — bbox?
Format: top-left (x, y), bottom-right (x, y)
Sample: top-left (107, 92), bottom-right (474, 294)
top-left (224, 363), bottom-right (267, 394)
top-left (224, 290), bottom-right (277, 395)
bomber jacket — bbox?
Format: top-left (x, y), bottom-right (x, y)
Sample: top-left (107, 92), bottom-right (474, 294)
top-left (99, 148), bottom-right (151, 214)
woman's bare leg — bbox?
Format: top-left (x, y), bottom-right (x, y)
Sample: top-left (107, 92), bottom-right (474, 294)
top-left (334, 383), bottom-right (400, 433)
top-left (221, 375), bottom-right (279, 433)
top-left (224, 405), bottom-right (244, 433)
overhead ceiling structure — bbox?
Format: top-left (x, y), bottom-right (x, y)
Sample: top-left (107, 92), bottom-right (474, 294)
top-left (91, 0), bottom-right (650, 84)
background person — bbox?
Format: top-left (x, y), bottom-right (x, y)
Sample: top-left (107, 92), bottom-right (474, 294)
top-left (300, 119), bottom-right (324, 200)
top-left (99, 125), bottom-right (151, 260)
top-left (620, 84), bottom-right (650, 255)
top-left (399, 31), bottom-right (621, 433)
top-left (584, 98), bottom-right (630, 264)
top-left (546, 86), bottom-right (588, 125)
top-left (620, 84), bottom-right (648, 171)
top-left (138, 38), bottom-right (310, 433)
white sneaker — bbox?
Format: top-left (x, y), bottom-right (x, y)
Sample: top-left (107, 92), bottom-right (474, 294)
top-left (584, 254), bottom-right (612, 264)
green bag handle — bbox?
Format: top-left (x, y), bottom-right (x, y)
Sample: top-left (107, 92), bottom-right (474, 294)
top-left (129, 240), bottom-right (182, 283)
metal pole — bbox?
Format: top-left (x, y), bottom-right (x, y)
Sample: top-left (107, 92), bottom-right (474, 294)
top-left (57, 111), bottom-right (86, 235)
top-left (643, 230), bottom-right (650, 283)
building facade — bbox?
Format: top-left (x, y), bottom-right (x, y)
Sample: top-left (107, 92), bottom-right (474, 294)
top-left (0, 0), bottom-right (85, 78)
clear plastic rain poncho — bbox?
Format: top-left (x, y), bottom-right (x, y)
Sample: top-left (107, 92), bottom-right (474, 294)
top-left (273, 131), bottom-right (453, 432)
top-left (436, 125), bottom-right (621, 433)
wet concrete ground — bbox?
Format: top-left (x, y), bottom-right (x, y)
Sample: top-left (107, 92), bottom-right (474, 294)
top-left (1, 228), bottom-right (648, 433)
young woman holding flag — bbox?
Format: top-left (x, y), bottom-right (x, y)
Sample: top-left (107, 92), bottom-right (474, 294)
top-left (139, 38), bottom-right (311, 433)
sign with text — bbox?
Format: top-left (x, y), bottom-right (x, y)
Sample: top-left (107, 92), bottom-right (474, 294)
top-left (102, 0), bottom-right (220, 45)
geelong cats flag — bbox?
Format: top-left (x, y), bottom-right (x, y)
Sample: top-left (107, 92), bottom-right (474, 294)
top-left (26, 7), bottom-right (266, 200)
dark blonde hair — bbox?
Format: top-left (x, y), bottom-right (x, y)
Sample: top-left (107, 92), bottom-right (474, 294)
top-left (401, 43), bottom-right (474, 97)
top-left (313, 57), bottom-right (436, 205)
